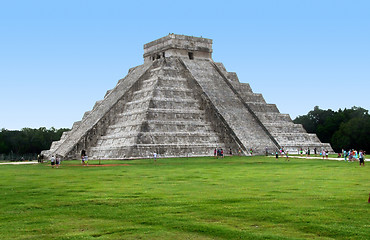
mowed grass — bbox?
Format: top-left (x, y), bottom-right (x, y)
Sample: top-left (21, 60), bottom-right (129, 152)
top-left (0, 156), bottom-right (368, 239)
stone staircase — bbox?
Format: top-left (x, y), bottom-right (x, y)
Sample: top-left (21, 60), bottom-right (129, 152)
top-left (88, 58), bottom-right (229, 159)
top-left (181, 58), bottom-right (278, 154)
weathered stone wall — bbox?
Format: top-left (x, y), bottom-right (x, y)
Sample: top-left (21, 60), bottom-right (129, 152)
top-left (181, 58), bottom-right (278, 154)
top-left (144, 34), bottom-right (213, 62)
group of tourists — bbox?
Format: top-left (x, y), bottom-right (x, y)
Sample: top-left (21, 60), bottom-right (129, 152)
top-left (50, 155), bottom-right (61, 168)
top-left (296, 147), bottom-right (330, 159)
top-left (320, 149), bottom-right (329, 159)
top-left (37, 154), bottom-right (45, 163)
top-left (342, 149), bottom-right (366, 166)
top-left (214, 148), bottom-right (224, 158)
top-left (275, 148), bottom-right (289, 160)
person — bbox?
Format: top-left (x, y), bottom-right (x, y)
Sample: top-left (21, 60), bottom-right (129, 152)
top-left (153, 152), bottom-right (157, 162)
top-left (343, 150), bottom-right (347, 162)
top-left (314, 147), bottom-right (317, 156)
top-left (265, 147), bottom-right (268, 156)
top-left (325, 150), bottom-right (329, 159)
top-left (217, 148), bottom-right (221, 159)
top-left (220, 149), bottom-right (224, 158)
top-left (56, 156), bottom-right (60, 168)
top-left (84, 155), bottom-right (88, 166)
top-left (359, 150), bottom-right (365, 166)
top-left (307, 147), bottom-right (310, 156)
top-left (322, 150), bottom-right (325, 159)
top-left (249, 148), bottom-right (253, 156)
top-left (229, 148), bottom-right (233, 156)
top-left (285, 150), bottom-right (289, 161)
top-left (275, 151), bottom-right (279, 159)
top-left (238, 148), bottom-right (241, 156)
top-left (300, 148), bottom-right (303, 156)
top-left (81, 149), bottom-right (86, 157)
top-left (50, 155), bottom-right (56, 168)
top-left (214, 148), bottom-right (217, 158)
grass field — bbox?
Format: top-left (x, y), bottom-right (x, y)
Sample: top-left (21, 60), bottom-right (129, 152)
top-left (0, 156), bottom-right (368, 239)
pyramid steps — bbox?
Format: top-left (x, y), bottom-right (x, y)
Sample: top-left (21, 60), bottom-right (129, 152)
top-left (245, 102), bottom-right (279, 113)
top-left (215, 63), bottom-right (332, 152)
top-left (182, 58), bottom-right (278, 152)
top-left (87, 58), bottom-right (228, 159)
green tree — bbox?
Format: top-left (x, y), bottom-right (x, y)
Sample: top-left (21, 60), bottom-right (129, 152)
top-left (0, 127), bottom-right (69, 155)
top-left (294, 106), bottom-right (370, 152)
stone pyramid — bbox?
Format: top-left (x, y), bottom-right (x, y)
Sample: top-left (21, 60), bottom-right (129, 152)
top-left (43, 34), bottom-right (332, 159)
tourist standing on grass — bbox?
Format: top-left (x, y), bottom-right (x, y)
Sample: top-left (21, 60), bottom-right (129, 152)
top-left (84, 155), bottom-right (88, 166)
top-left (322, 150), bottom-right (325, 159)
top-left (50, 155), bottom-right (55, 168)
top-left (343, 150), bottom-right (347, 162)
top-left (250, 148), bottom-right (253, 156)
top-left (314, 147), bottom-right (317, 156)
top-left (56, 156), bottom-right (60, 168)
top-left (325, 150), bottom-right (329, 159)
top-left (214, 148), bottom-right (217, 158)
top-left (81, 149), bottom-right (86, 166)
top-left (359, 150), bottom-right (365, 166)
top-left (153, 152), bottom-right (157, 162)
top-left (275, 151), bottom-right (279, 159)
top-left (285, 151), bottom-right (289, 161)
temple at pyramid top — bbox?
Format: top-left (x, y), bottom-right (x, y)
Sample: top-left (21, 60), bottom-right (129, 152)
top-left (42, 34), bottom-right (333, 160)
top-left (143, 34), bottom-right (213, 62)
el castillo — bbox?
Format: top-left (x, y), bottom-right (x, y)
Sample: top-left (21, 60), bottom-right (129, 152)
top-left (42, 34), bottom-right (332, 160)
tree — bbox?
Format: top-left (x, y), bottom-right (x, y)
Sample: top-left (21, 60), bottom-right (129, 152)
top-left (331, 117), bottom-right (370, 151)
top-left (294, 106), bottom-right (370, 152)
top-left (0, 127), bottom-right (70, 155)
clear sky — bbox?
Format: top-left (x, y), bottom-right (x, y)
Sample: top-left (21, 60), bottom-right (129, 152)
top-left (1, 0), bottom-right (369, 130)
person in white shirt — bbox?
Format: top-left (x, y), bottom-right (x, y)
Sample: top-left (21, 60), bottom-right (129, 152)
top-left (50, 156), bottom-right (55, 168)
top-left (153, 152), bottom-right (157, 162)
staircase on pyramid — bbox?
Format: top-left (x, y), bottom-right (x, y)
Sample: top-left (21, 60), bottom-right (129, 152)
top-left (42, 34), bottom-right (332, 159)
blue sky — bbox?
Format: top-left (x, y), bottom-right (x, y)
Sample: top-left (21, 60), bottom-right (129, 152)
top-left (1, 0), bottom-right (369, 130)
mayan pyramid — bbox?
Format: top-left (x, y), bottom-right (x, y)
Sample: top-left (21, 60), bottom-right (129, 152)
top-left (42, 34), bottom-right (332, 159)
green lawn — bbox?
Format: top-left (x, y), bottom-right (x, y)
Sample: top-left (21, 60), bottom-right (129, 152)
top-left (0, 156), bottom-right (368, 239)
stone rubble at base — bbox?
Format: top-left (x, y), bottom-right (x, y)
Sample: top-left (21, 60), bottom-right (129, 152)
top-left (42, 34), bottom-right (333, 160)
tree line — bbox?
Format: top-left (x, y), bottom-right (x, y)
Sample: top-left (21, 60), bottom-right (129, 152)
top-left (0, 127), bottom-right (69, 160)
top-left (293, 106), bottom-right (370, 153)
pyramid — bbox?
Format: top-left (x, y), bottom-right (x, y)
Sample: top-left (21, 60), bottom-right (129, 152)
top-left (42, 34), bottom-right (332, 159)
